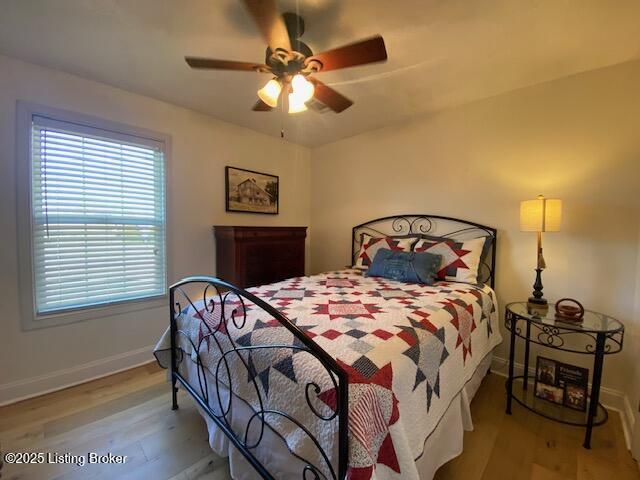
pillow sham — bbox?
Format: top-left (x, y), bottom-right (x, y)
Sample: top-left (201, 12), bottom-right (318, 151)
top-left (413, 236), bottom-right (486, 284)
top-left (365, 248), bottom-right (442, 285)
top-left (353, 234), bottom-right (418, 270)
top-left (421, 234), bottom-right (493, 265)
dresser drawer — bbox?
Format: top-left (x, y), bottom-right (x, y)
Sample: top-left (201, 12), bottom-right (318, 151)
top-left (245, 242), bottom-right (303, 262)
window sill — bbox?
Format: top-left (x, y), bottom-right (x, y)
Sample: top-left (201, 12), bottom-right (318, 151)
top-left (21, 295), bottom-right (168, 331)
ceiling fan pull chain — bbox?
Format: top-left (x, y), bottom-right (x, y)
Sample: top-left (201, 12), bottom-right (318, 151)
top-left (280, 98), bottom-right (285, 139)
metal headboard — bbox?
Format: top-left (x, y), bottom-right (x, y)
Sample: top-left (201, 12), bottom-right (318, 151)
top-left (352, 214), bottom-right (497, 288)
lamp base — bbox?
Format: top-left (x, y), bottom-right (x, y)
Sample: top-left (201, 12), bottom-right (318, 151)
top-left (527, 298), bottom-right (549, 316)
top-left (528, 267), bottom-right (548, 315)
top-left (528, 296), bottom-right (548, 305)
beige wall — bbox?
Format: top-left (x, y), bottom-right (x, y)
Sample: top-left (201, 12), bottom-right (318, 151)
top-left (310, 59), bottom-right (640, 396)
top-left (0, 55), bottom-right (311, 402)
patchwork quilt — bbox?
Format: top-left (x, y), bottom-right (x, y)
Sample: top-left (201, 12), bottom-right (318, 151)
top-left (154, 269), bottom-right (502, 480)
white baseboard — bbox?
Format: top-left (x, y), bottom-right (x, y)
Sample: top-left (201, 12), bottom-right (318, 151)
top-left (0, 345), bottom-right (156, 406)
top-left (490, 356), bottom-right (635, 450)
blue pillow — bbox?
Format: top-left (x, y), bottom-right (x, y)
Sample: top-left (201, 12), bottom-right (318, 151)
top-left (365, 248), bottom-right (442, 285)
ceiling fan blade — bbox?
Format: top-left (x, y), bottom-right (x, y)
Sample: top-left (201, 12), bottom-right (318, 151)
top-left (185, 57), bottom-right (268, 71)
top-left (252, 100), bottom-right (274, 111)
top-left (309, 78), bottom-right (353, 113)
top-left (305, 35), bottom-right (387, 72)
top-left (242, 0), bottom-right (292, 53)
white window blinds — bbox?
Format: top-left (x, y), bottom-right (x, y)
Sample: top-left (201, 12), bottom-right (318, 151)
top-left (31, 115), bottom-right (166, 315)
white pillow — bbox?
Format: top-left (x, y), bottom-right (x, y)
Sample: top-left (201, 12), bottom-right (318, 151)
top-left (413, 236), bottom-right (486, 284)
top-left (354, 234), bottom-right (418, 270)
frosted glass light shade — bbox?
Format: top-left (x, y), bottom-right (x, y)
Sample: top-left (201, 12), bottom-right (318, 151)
top-left (288, 93), bottom-right (308, 113)
top-left (520, 196), bottom-right (562, 232)
top-left (291, 74), bottom-right (314, 102)
top-left (257, 79), bottom-right (282, 107)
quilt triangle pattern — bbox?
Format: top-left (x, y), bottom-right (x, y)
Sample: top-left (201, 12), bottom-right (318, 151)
top-left (442, 299), bottom-right (477, 363)
top-left (236, 319), bottom-right (306, 395)
top-left (467, 288), bottom-right (496, 338)
top-left (396, 317), bottom-right (449, 410)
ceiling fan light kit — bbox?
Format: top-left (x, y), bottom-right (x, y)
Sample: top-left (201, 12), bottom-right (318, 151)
top-left (288, 92), bottom-right (308, 113)
top-left (257, 74), bottom-right (314, 112)
top-left (185, 0), bottom-right (388, 114)
top-left (291, 74), bottom-right (314, 102)
top-left (257, 78), bottom-right (282, 107)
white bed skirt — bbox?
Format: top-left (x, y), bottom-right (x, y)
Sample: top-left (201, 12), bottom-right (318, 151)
top-left (177, 352), bottom-right (492, 480)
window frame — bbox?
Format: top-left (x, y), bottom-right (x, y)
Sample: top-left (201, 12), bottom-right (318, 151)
top-left (16, 101), bottom-right (172, 330)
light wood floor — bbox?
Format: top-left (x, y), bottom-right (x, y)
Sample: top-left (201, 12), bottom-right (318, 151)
top-left (0, 363), bottom-right (637, 480)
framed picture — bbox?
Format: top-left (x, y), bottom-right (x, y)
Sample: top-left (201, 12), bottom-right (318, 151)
top-left (564, 383), bottom-right (587, 412)
top-left (534, 356), bottom-right (588, 411)
top-left (534, 357), bottom-right (563, 405)
top-left (225, 166), bottom-right (279, 215)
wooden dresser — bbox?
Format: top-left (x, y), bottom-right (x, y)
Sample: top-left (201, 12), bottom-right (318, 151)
top-left (213, 226), bottom-right (307, 288)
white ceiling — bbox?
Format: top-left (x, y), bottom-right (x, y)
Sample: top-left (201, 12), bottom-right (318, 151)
top-left (2, 0), bottom-right (640, 147)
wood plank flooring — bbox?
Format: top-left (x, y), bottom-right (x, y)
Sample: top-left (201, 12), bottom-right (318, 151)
top-left (0, 363), bottom-right (637, 480)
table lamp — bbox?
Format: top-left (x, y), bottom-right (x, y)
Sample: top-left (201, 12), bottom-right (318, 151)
top-left (520, 195), bottom-right (562, 314)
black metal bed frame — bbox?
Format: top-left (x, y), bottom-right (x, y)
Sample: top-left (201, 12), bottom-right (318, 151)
top-left (169, 276), bottom-right (348, 480)
top-left (168, 214), bottom-right (497, 480)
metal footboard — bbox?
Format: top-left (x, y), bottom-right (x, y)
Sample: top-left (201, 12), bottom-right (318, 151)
top-left (168, 276), bottom-right (349, 480)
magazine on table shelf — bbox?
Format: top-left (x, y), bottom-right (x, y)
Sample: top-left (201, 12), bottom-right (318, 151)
top-left (534, 356), bottom-right (588, 412)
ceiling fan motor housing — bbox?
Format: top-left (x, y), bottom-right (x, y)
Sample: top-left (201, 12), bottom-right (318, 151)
top-left (265, 13), bottom-right (314, 75)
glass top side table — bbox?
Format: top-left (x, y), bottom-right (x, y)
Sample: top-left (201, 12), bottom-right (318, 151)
top-left (504, 302), bottom-right (624, 449)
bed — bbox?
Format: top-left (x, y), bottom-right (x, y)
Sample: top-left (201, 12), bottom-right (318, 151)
top-left (154, 215), bottom-right (502, 480)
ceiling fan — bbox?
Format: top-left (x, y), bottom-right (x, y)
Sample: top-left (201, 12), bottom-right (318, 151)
top-left (185, 0), bottom-right (388, 114)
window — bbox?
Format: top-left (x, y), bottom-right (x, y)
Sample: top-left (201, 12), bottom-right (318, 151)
top-left (17, 103), bottom-right (168, 328)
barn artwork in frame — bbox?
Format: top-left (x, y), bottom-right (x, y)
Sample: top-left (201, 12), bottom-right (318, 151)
top-left (225, 166), bottom-right (279, 215)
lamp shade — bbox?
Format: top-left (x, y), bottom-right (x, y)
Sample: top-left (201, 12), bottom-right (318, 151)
top-left (520, 196), bottom-right (562, 232)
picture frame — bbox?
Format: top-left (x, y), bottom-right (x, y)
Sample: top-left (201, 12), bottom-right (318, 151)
top-left (225, 166), bottom-right (279, 215)
top-left (534, 357), bottom-right (564, 405)
top-left (564, 382), bottom-right (588, 412)
top-left (534, 356), bottom-right (588, 412)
